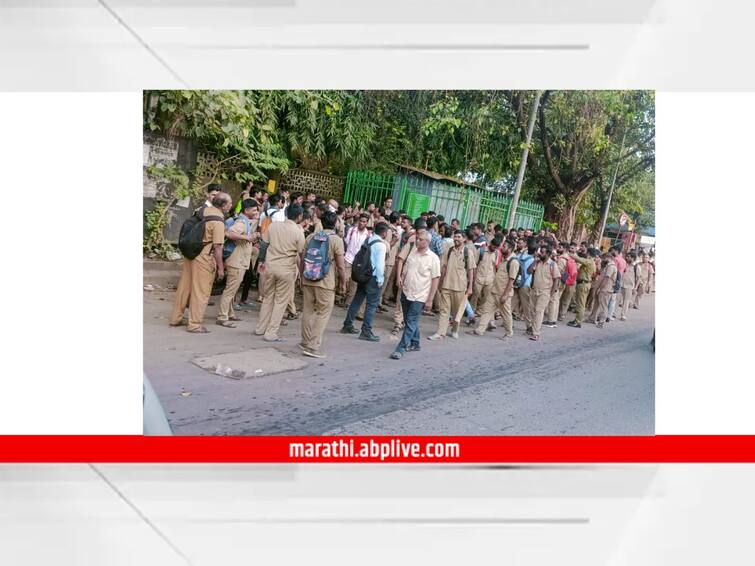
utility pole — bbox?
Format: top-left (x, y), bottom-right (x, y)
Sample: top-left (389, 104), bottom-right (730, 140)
top-left (597, 129), bottom-right (627, 244)
top-left (507, 91), bottom-right (542, 231)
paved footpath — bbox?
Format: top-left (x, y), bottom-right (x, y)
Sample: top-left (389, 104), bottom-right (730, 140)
top-left (144, 289), bottom-right (654, 436)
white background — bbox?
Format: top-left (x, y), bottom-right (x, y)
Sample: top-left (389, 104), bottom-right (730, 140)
top-left (0, 91), bottom-right (752, 434)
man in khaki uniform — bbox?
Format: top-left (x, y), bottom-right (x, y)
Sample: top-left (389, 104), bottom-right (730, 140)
top-left (471, 236), bottom-right (500, 314)
top-left (558, 242), bottom-right (578, 321)
top-left (429, 230), bottom-right (476, 341)
top-left (528, 245), bottom-right (561, 341)
top-left (254, 204), bottom-right (306, 342)
top-left (567, 246), bottom-right (598, 328)
top-left (299, 211), bottom-right (347, 358)
top-left (169, 193), bottom-right (231, 333)
top-left (469, 238), bottom-right (518, 338)
top-left (618, 252), bottom-right (638, 321)
top-left (216, 198), bottom-right (259, 327)
top-left (380, 212), bottom-right (402, 308)
top-left (545, 243), bottom-right (569, 327)
top-left (633, 252), bottom-right (650, 308)
top-left (590, 253), bottom-right (617, 328)
top-left (391, 219), bottom-right (423, 337)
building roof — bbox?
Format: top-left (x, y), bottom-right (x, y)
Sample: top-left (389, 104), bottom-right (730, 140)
top-left (395, 163), bottom-right (482, 189)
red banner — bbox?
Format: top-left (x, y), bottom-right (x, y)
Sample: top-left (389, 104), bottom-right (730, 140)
top-left (1, 436), bottom-right (755, 463)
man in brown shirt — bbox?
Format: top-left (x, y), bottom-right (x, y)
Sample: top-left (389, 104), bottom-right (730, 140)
top-left (528, 245), bottom-right (561, 341)
top-left (380, 212), bottom-right (402, 309)
top-left (429, 230), bottom-right (476, 340)
top-left (589, 253), bottom-right (617, 328)
top-left (470, 237), bottom-right (518, 338)
top-left (471, 235), bottom-right (500, 314)
top-left (299, 211), bottom-right (346, 358)
top-left (545, 243), bottom-right (569, 327)
top-left (216, 198), bottom-right (260, 327)
top-left (254, 204), bottom-right (306, 342)
top-left (169, 192), bottom-right (230, 333)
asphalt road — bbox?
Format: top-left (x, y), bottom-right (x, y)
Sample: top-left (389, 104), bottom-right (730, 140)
top-left (144, 289), bottom-right (654, 436)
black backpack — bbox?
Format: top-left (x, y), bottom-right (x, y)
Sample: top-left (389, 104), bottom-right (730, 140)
top-left (178, 210), bottom-right (224, 260)
top-left (351, 239), bottom-right (379, 284)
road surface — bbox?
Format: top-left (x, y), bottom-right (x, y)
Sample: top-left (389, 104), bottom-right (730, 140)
top-left (144, 289), bottom-right (654, 435)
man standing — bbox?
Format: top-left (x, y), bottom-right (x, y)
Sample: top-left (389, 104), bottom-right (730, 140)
top-left (428, 230), bottom-right (476, 340)
top-left (567, 246), bottom-right (598, 328)
top-left (515, 241), bottom-right (537, 334)
top-left (618, 252), bottom-right (638, 321)
top-left (426, 216), bottom-right (444, 256)
top-left (299, 211), bottom-right (346, 358)
top-left (469, 238), bottom-right (518, 338)
top-left (390, 231), bottom-right (441, 360)
top-left (383, 196), bottom-right (394, 217)
top-left (169, 192), bottom-right (230, 333)
top-left (254, 204), bottom-right (306, 342)
top-left (203, 183), bottom-right (221, 209)
top-left (558, 242), bottom-right (578, 321)
top-left (341, 222), bottom-right (389, 342)
top-left (605, 246), bottom-right (626, 322)
top-left (216, 198), bottom-right (259, 328)
top-left (341, 212), bottom-right (370, 307)
top-left (528, 245), bottom-right (561, 341)
top-left (471, 235), bottom-right (501, 315)
top-left (590, 253), bottom-right (618, 328)
top-left (390, 219), bottom-right (423, 337)
top-left (381, 212), bottom-right (402, 307)
top-left (633, 252), bottom-right (650, 308)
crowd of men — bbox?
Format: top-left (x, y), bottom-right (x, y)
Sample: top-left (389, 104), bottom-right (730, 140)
top-left (169, 182), bottom-right (656, 360)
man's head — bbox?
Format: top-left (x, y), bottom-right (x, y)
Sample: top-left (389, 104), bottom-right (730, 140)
top-left (207, 183), bottom-right (222, 201)
top-left (400, 215), bottom-right (412, 230)
top-left (557, 241), bottom-right (567, 255)
top-left (241, 198), bottom-right (259, 219)
top-left (451, 218), bottom-right (460, 230)
top-left (306, 191), bottom-right (317, 203)
top-left (426, 216), bottom-right (438, 230)
top-left (286, 203), bottom-right (303, 222)
top-left (366, 202), bottom-right (376, 212)
top-left (486, 221), bottom-right (495, 232)
top-left (374, 222), bottom-right (389, 239)
top-left (471, 223), bottom-right (483, 238)
top-left (415, 228), bottom-right (430, 251)
top-left (443, 225), bottom-right (453, 239)
top-left (489, 235), bottom-right (502, 254)
top-left (628, 252), bottom-right (637, 263)
top-left (527, 242), bottom-right (539, 256)
top-left (321, 210), bottom-right (337, 230)
top-left (588, 247), bottom-right (601, 258)
top-left (268, 193), bottom-right (283, 208)
top-left (211, 192), bottom-right (233, 214)
top-left (516, 238), bottom-right (527, 252)
top-left (453, 230), bottom-right (464, 248)
top-left (413, 218), bottom-right (427, 231)
top-left (388, 211), bottom-right (400, 225)
top-left (358, 212), bottom-right (369, 231)
top-left (383, 197), bottom-right (393, 210)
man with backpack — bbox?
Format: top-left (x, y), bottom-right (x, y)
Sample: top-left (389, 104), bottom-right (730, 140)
top-left (428, 229), bottom-right (476, 341)
top-left (528, 244), bottom-right (561, 341)
top-left (567, 245), bottom-right (598, 328)
top-left (514, 241), bottom-right (536, 334)
top-left (216, 198), bottom-right (259, 328)
top-left (558, 242), bottom-right (579, 321)
top-left (299, 211), bottom-right (346, 358)
top-left (544, 242), bottom-right (571, 327)
top-left (469, 238), bottom-right (518, 338)
top-left (254, 204), bottom-right (306, 342)
top-left (169, 192), bottom-right (231, 333)
top-left (588, 253), bottom-right (618, 328)
top-left (340, 212), bottom-right (370, 308)
top-left (340, 222), bottom-right (389, 342)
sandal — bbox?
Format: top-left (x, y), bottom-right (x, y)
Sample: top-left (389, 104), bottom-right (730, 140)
top-left (216, 320), bottom-right (237, 328)
top-left (169, 319), bottom-right (186, 327)
top-left (187, 326), bottom-right (210, 333)
top-left (228, 315), bottom-right (242, 322)
top-left (528, 335), bottom-right (540, 341)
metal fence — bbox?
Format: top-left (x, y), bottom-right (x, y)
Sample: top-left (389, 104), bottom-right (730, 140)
top-left (344, 169), bottom-right (544, 230)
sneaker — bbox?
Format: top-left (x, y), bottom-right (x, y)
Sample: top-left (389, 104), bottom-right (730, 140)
top-left (299, 345), bottom-right (325, 358)
top-left (406, 344), bottom-right (421, 352)
top-left (596, 322), bottom-right (605, 329)
top-left (619, 316), bottom-right (627, 321)
top-left (340, 326), bottom-right (359, 334)
top-left (427, 333), bottom-right (444, 341)
top-left (557, 316), bottom-right (565, 322)
top-left (390, 351), bottom-right (403, 360)
top-left (466, 330), bottom-right (484, 337)
top-left (451, 331), bottom-right (459, 340)
top-left (359, 332), bottom-right (380, 342)
top-left (605, 318), bottom-right (611, 323)
top-left (545, 321), bottom-right (558, 328)
top-left (390, 325), bottom-right (402, 337)
top-left (567, 320), bottom-right (582, 328)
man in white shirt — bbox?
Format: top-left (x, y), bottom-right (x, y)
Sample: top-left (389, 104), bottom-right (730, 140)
top-left (390, 229), bottom-right (440, 359)
top-left (341, 212), bottom-right (370, 307)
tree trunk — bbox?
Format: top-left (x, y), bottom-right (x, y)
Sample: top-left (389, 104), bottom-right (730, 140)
top-left (557, 203), bottom-right (579, 241)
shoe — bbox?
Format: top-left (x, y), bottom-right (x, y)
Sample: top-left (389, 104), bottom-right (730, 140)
top-left (263, 336), bottom-right (286, 343)
top-left (359, 332), bottom-right (380, 342)
top-left (299, 345), bottom-right (325, 358)
top-left (451, 331), bottom-right (459, 340)
top-left (356, 314), bottom-right (364, 321)
top-left (406, 344), bottom-right (421, 352)
top-left (465, 317), bottom-right (476, 327)
top-left (340, 326), bottom-right (359, 334)
top-left (557, 316), bottom-right (565, 322)
top-left (285, 312), bottom-right (299, 321)
top-left (422, 311), bottom-right (437, 317)
top-left (567, 320), bottom-right (582, 328)
top-left (487, 323), bottom-right (496, 331)
top-left (605, 318), bottom-right (611, 323)
top-left (596, 322), bottom-right (605, 329)
top-left (545, 321), bottom-right (558, 328)
top-left (427, 333), bottom-right (443, 341)
top-left (376, 305), bottom-right (388, 313)
top-left (619, 316), bottom-right (626, 321)
top-left (499, 333), bottom-right (514, 341)
top-left (529, 335), bottom-right (540, 341)
top-left (466, 330), bottom-right (484, 337)
top-left (390, 325), bottom-right (402, 337)
top-left (525, 327), bottom-right (533, 336)
top-left (390, 351), bottom-right (403, 360)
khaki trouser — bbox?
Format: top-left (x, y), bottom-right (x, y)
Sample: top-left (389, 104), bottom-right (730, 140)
top-left (393, 293), bottom-right (404, 326)
top-left (472, 280), bottom-right (492, 315)
top-left (559, 284), bottom-right (575, 320)
top-left (381, 263), bottom-right (395, 303)
top-left (594, 291), bottom-right (612, 324)
top-left (343, 262), bottom-right (357, 305)
top-left (619, 287), bottom-right (633, 319)
top-left (436, 289), bottom-right (466, 336)
top-left (547, 286), bottom-right (563, 323)
top-left (255, 264), bottom-right (297, 339)
top-left (574, 282), bottom-right (590, 324)
top-left (516, 287), bottom-right (533, 328)
top-left (531, 289), bottom-right (551, 337)
top-left (474, 289), bottom-right (511, 336)
top-left (301, 285), bottom-right (335, 353)
top-left (634, 281), bottom-right (646, 308)
top-left (169, 251), bottom-right (217, 331)
top-left (217, 266), bottom-right (244, 321)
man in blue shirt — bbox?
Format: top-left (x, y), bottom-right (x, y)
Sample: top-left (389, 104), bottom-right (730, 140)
top-left (426, 216), bottom-right (444, 257)
top-left (515, 241), bottom-right (537, 334)
top-left (341, 222), bottom-right (389, 342)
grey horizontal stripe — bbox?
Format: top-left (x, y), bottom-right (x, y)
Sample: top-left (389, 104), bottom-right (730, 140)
top-left (190, 43), bottom-right (590, 52)
top-left (177, 517), bottom-right (589, 525)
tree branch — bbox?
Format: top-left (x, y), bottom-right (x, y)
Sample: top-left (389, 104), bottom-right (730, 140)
top-left (538, 91), bottom-right (567, 193)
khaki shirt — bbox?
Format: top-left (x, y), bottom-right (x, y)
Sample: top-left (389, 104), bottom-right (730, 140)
top-left (225, 217), bottom-right (254, 269)
top-left (397, 234), bottom-right (417, 264)
top-left (386, 226), bottom-right (400, 267)
top-left (262, 219), bottom-right (305, 270)
top-left (492, 253), bottom-right (519, 297)
top-left (441, 245), bottom-right (476, 292)
top-left (570, 253), bottom-right (596, 284)
top-left (531, 259), bottom-right (560, 292)
top-left (622, 262), bottom-right (637, 289)
top-left (475, 249), bottom-right (498, 286)
top-left (201, 206), bottom-right (226, 253)
top-left (402, 248), bottom-right (441, 303)
top-left (599, 262), bottom-right (618, 293)
top-left (302, 229), bottom-right (344, 291)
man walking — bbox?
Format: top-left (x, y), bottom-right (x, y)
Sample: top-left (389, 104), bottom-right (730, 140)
top-left (254, 204), bottom-right (305, 342)
top-left (515, 241), bottom-right (536, 333)
top-left (341, 222), bottom-right (389, 342)
top-left (390, 230), bottom-right (440, 360)
top-left (169, 192), bottom-right (230, 333)
top-left (428, 230), bottom-right (476, 341)
top-left (567, 245), bottom-right (598, 328)
top-left (469, 238), bottom-right (518, 338)
top-left (299, 211), bottom-right (347, 358)
top-left (618, 252), bottom-right (638, 321)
